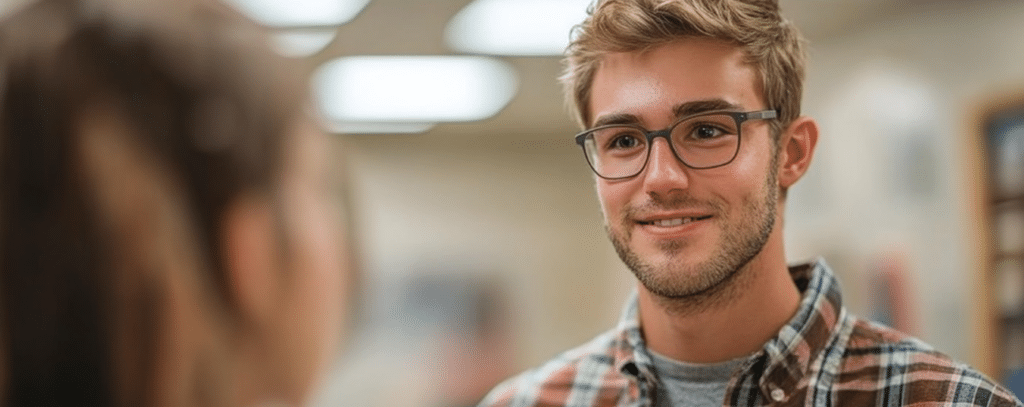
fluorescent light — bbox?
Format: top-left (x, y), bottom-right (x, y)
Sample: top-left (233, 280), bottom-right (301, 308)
top-left (313, 56), bottom-right (518, 124)
top-left (326, 122), bottom-right (436, 135)
top-left (270, 29), bottom-right (337, 58)
top-left (446, 0), bottom-right (592, 56)
top-left (219, 0), bottom-right (370, 27)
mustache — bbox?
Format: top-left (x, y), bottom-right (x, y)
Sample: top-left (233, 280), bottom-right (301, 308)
top-left (621, 193), bottom-right (723, 220)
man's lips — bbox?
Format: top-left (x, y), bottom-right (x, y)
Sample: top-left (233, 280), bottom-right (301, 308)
top-left (635, 214), bottom-right (714, 227)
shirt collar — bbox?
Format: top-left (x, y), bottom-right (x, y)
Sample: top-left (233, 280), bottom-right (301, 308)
top-left (759, 259), bottom-right (848, 397)
top-left (612, 290), bottom-right (652, 380)
top-left (609, 258), bottom-right (848, 391)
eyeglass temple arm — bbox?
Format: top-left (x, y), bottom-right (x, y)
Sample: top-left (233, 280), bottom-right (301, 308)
top-left (747, 110), bottom-right (777, 120)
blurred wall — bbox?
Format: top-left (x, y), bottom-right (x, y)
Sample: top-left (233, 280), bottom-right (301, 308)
top-left (347, 134), bottom-right (625, 364)
top-left (793, 0), bottom-right (1024, 365)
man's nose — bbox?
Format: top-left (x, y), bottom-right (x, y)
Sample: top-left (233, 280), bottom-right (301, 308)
top-left (640, 137), bottom-right (690, 194)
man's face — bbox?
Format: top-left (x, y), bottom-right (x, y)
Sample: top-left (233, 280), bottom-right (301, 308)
top-left (588, 38), bottom-right (780, 299)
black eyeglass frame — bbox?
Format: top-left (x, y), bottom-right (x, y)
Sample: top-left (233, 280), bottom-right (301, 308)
top-left (573, 109), bottom-right (778, 180)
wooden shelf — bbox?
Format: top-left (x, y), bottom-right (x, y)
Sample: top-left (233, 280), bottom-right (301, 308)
top-left (1001, 312), bottom-right (1024, 325)
top-left (995, 252), bottom-right (1024, 261)
top-left (968, 90), bottom-right (1024, 381)
top-left (993, 194), bottom-right (1024, 206)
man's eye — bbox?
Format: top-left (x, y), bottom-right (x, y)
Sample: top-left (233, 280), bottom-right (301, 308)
top-left (692, 125), bottom-right (726, 140)
top-left (610, 134), bottom-right (641, 149)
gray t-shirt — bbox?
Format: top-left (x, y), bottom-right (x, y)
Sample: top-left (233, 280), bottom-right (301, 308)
top-left (649, 350), bottom-right (751, 407)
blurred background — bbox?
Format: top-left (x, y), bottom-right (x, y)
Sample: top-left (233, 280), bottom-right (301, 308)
top-left (4, 0), bottom-right (1024, 405)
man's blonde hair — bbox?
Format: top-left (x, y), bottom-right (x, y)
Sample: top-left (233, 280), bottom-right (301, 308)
top-left (562, 0), bottom-right (806, 136)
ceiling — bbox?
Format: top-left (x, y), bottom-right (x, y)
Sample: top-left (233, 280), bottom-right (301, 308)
top-left (3, 0), bottom-right (997, 145)
top-left (296, 0), bottom-right (985, 145)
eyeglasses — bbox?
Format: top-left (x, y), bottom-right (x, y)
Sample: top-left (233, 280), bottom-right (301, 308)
top-left (574, 109), bottom-right (777, 180)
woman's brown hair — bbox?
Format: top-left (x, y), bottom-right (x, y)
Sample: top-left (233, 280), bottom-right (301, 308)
top-left (0, 0), bottom-right (305, 405)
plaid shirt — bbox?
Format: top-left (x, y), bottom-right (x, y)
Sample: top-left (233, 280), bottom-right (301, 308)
top-left (479, 259), bottom-right (1023, 407)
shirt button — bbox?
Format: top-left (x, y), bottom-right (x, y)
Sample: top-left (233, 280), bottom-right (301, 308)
top-left (770, 388), bottom-right (785, 402)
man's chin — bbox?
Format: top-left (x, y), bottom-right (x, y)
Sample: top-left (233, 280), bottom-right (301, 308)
top-left (632, 237), bottom-right (699, 261)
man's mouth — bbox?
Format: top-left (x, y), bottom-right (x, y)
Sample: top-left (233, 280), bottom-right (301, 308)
top-left (638, 215), bottom-right (713, 227)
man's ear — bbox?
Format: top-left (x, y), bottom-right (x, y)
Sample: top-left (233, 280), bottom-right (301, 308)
top-left (221, 194), bottom-right (280, 329)
top-left (777, 116), bottom-right (819, 190)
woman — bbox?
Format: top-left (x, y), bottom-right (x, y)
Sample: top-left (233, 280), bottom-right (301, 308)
top-left (0, 0), bottom-right (352, 405)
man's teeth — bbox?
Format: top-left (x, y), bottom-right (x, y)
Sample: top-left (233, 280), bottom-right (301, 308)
top-left (653, 217), bottom-right (695, 227)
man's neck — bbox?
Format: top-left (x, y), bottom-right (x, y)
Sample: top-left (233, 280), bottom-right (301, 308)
top-left (636, 235), bottom-right (801, 364)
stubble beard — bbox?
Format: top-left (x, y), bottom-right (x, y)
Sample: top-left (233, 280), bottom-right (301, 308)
top-left (607, 164), bottom-right (779, 315)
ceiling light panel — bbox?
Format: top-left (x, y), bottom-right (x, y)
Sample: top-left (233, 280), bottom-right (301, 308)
top-left (313, 56), bottom-right (519, 125)
top-left (219, 0), bottom-right (370, 27)
top-left (326, 122), bottom-right (437, 135)
top-left (270, 29), bottom-right (337, 58)
top-left (446, 0), bottom-right (592, 56)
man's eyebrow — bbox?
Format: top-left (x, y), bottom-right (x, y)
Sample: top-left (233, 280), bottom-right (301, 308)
top-left (590, 99), bottom-right (744, 129)
top-left (591, 113), bottom-right (642, 128)
top-left (673, 99), bottom-right (743, 118)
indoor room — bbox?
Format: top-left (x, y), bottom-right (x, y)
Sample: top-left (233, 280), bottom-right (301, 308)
top-left (2, 0), bottom-right (1022, 405)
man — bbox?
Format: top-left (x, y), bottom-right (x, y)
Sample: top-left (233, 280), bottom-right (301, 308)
top-left (479, 0), bottom-right (1022, 406)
